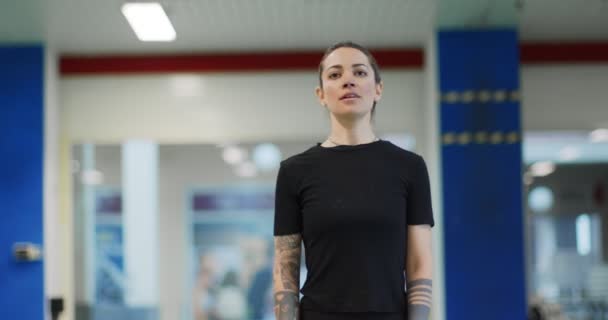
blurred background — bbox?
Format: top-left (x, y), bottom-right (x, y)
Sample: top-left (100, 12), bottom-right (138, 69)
top-left (1, 1), bottom-right (608, 320)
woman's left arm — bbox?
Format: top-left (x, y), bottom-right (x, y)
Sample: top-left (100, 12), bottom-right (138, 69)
top-left (405, 224), bottom-right (433, 320)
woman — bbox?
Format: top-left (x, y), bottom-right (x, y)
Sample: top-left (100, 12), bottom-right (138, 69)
top-left (272, 42), bottom-right (434, 320)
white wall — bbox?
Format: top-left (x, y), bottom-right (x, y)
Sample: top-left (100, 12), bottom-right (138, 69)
top-left (521, 64), bottom-right (608, 131)
top-left (60, 70), bottom-right (425, 144)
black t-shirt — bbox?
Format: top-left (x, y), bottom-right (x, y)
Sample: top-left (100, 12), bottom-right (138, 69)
top-left (273, 139), bottom-right (434, 313)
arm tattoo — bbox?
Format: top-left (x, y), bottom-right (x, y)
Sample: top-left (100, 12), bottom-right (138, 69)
top-left (274, 234), bottom-right (302, 320)
top-left (407, 278), bottom-right (432, 320)
top-left (274, 291), bottom-right (299, 320)
top-left (280, 260), bottom-right (300, 291)
top-left (276, 234), bottom-right (300, 251)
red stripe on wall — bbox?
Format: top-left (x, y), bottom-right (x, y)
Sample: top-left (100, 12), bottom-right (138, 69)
top-left (520, 42), bottom-right (608, 64)
top-left (60, 49), bottom-right (424, 75)
top-left (59, 42), bottom-right (608, 75)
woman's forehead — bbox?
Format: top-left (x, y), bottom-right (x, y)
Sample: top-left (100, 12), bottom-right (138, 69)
top-left (323, 47), bottom-right (370, 68)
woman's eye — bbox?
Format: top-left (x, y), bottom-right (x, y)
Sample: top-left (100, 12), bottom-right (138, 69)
top-left (328, 73), bottom-right (340, 79)
top-left (355, 70), bottom-right (367, 76)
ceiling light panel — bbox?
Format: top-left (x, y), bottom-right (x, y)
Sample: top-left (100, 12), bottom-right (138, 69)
top-left (121, 2), bottom-right (176, 42)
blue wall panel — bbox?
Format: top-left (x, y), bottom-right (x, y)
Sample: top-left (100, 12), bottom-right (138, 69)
top-left (438, 30), bottom-right (526, 320)
top-left (0, 46), bottom-right (45, 320)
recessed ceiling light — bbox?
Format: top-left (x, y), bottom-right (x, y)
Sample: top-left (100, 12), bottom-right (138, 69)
top-left (222, 145), bottom-right (247, 165)
top-left (528, 186), bottom-right (554, 212)
top-left (252, 143), bottom-right (282, 172)
top-left (558, 145), bottom-right (581, 161)
top-left (121, 2), bottom-right (176, 42)
top-left (530, 161), bottom-right (555, 177)
top-left (590, 128), bottom-right (608, 143)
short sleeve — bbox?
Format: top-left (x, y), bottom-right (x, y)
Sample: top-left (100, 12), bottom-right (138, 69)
top-left (273, 161), bottom-right (302, 235)
top-left (406, 155), bottom-right (435, 227)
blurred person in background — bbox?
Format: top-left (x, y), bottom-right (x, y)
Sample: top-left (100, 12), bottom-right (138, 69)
top-left (193, 252), bottom-right (220, 320)
top-left (247, 239), bottom-right (274, 320)
top-left (215, 270), bottom-right (247, 320)
top-left (272, 41), bottom-right (435, 320)
top-left (240, 235), bottom-right (270, 294)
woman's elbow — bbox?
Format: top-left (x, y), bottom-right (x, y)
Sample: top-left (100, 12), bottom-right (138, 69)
top-left (406, 255), bottom-right (433, 279)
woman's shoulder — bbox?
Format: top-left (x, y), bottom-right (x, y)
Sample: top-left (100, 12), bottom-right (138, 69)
top-left (379, 140), bottom-right (423, 164)
top-left (280, 145), bottom-right (323, 169)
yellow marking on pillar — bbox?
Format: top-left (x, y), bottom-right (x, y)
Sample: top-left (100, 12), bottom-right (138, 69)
top-left (509, 90), bottom-right (520, 102)
top-left (443, 132), bottom-right (456, 145)
top-left (494, 90), bottom-right (507, 102)
top-left (490, 131), bottom-right (504, 144)
top-left (506, 131), bottom-right (519, 144)
top-left (440, 89), bottom-right (520, 104)
top-left (457, 132), bottom-right (472, 145)
top-left (461, 90), bottom-right (475, 103)
top-left (478, 90), bottom-right (492, 103)
top-left (443, 91), bottom-right (459, 103)
top-left (474, 131), bottom-right (488, 144)
top-left (442, 131), bottom-right (520, 145)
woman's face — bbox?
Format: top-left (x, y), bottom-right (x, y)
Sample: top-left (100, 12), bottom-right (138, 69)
top-left (316, 47), bottom-right (383, 120)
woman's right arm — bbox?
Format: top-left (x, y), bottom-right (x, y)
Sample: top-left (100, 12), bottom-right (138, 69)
top-left (273, 233), bottom-right (302, 320)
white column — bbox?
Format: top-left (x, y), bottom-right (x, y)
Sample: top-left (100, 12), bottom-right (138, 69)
top-left (601, 209), bottom-right (608, 263)
top-left (122, 140), bottom-right (159, 307)
top-left (82, 144), bottom-right (97, 305)
top-left (423, 31), bottom-right (446, 320)
top-left (43, 46), bottom-right (62, 319)
top-left (59, 136), bottom-right (74, 320)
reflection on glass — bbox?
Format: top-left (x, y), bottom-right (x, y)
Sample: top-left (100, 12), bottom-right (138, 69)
top-left (576, 214), bottom-right (591, 256)
top-left (526, 159), bottom-right (608, 320)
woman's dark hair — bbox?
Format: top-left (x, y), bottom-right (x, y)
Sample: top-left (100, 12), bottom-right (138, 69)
top-left (318, 41), bottom-right (382, 120)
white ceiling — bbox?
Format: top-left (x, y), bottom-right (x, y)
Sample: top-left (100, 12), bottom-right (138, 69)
top-left (519, 0), bottom-right (608, 42)
top-left (1, 0), bottom-right (607, 54)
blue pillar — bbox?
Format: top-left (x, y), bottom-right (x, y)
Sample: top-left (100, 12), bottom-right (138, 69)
top-left (438, 30), bottom-right (526, 320)
top-left (0, 46), bottom-right (45, 319)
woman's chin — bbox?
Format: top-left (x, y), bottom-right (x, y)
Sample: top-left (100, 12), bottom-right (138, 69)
top-left (332, 108), bottom-right (371, 120)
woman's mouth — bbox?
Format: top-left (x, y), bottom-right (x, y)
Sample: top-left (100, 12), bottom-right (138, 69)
top-left (340, 93), bottom-right (361, 100)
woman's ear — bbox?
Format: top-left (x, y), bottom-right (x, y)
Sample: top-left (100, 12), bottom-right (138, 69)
top-left (374, 81), bottom-right (384, 102)
top-left (315, 86), bottom-right (326, 107)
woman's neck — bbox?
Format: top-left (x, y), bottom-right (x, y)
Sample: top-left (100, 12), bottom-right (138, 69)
top-left (323, 117), bottom-right (377, 146)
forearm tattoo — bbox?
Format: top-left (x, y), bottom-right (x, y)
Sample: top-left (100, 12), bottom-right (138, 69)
top-left (274, 291), bottom-right (299, 320)
top-left (273, 234), bottom-right (301, 320)
top-left (407, 279), bottom-right (432, 320)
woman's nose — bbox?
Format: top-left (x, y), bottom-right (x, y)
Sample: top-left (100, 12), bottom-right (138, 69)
top-left (342, 81), bottom-right (355, 88)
